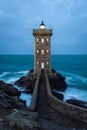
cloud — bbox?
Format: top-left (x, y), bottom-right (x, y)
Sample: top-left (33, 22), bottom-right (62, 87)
top-left (0, 0), bottom-right (87, 54)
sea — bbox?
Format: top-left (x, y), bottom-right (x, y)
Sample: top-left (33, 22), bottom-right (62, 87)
top-left (0, 55), bottom-right (87, 106)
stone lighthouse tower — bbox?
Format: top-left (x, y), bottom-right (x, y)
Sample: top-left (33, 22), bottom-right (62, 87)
top-left (33, 21), bottom-right (52, 74)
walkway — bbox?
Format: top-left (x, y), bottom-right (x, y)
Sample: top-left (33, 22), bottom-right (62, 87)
top-left (36, 72), bottom-right (87, 130)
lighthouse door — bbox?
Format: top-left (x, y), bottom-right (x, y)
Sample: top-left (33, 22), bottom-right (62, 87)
top-left (41, 63), bottom-right (45, 69)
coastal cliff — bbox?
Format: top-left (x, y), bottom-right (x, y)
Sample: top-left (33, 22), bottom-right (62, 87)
top-left (0, 70), bottom-right (87, 130)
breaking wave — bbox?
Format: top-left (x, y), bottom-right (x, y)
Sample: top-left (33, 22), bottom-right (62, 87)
top-left (0, 72), bottom-right (11, 78)
top-left (59, 71), bottom-right (87, 85)
top-left (0, 70), bottom-right (29, 84)
top-left (13, 71), bottom-right (28, 75)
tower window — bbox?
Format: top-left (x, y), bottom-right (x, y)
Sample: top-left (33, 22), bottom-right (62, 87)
top-left (41, 50), bottom-right (44, 54)
top-left (37, 38), bottom-right (39, 42)
top-left (47, 61), bottom-right (49, 65)
top-left (37, 50), bottom-right (39, 53)
top-left (37, 61), bottom-right (39, 65)
top-left (47, 38), bottom-right (49, 41)
top-left (47, 50), bottom-right (49, 53)
top-left (41, 38), bottom-right (44, 43)
top-left (41, 63), bottom-right (45, 69)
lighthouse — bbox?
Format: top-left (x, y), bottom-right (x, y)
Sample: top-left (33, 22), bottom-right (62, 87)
top-left (33, 21), bottom-right (52, 74)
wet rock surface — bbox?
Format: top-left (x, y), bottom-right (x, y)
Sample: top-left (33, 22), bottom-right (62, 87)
top-left (66, 98), bottom-right (87, 109)
top-left (0, 81), bottom-right (20, 96)
top-left (52, 90), bottom-right (64, 100)
top-left (15, 76), bottom-right (36, 93)
top-left (0, 109), bottom-right (39, 130)
top-left (0, 81), bottom-right (26, 109)
top-left (49, 72), bottom-right (67, 92)
top-left (0, 70), bottom-right (87, 130)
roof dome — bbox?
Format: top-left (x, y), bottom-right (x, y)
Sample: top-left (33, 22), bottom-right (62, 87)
top-left (40, 21), bottom-right (46, 29)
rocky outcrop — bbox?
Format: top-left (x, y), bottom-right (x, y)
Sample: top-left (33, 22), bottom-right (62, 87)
top-left (15, 76), bottom-right (36, 93)
top-left (0, 91), bottom-right (25, 109)
top-left (0, 81), bottom-right (20, 96)
top-left (2, 110), bottom-right (39, 130)
top-left (0, 80), bottom-right (26, 109)
top-left (0, 79), bottom-right (39, 130)
top-left (49, 72), bottom-right (67, 92)
top-left (0, 109), bottom-right (39, 130)
top-left (66, 99), bottom-right (87, 109)
top-left (52, 90), bottom-right (64, 100)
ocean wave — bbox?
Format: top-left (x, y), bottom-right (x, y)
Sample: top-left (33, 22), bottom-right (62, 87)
top-left (53, 88), bottom-right (87, 102)
top-left (60, 71), bottom-right (87, 84)
top-left (63, 87), bottom-right (87, 102)
top-left (13, 70), bottom-right (28, 75)
top-left (0, 70), bottom-right (28, 78)
top-left (5, 77), bottom-right (19, 84)
top-left (0, 72), bottom-right (11, 78)
top-left (0, 70), bottom-right (29, 84)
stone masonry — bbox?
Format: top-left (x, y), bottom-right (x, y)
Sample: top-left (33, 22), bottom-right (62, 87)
top-left (33, 21), bottom-right (52, 74)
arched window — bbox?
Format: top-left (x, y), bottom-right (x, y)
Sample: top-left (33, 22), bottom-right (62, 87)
top-left (37, 50), bottom-right (39, 53)
top-left (47, 38), bottom-right (49, 41)
top-left (47, 61), bottom-right (49, 65)
top-left (47, 50), bottom-right (49, 53)
top-left (41, 38), bottom-right (44, 43)
top-left (37, 61), bottom-right (39, 65)
top-left (41, 50), bottom-right (44, 54)
top-left (41, 63), bottom-right (45, 69)
top-left (37, 38), bottom-right (39, 42)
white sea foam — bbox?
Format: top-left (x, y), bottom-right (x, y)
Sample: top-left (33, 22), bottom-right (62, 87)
top-left (20, 93), bottom-right (32, 107)
top-left (63, 87), bottom-right (87, 102)
top-left (14, 85), bottom-right (26, 91)
top-left (54, 71), bottom-right (87, 102)
top-left (0, 70), bottom-right (28, 78)
top-left (59, 71), bottom-right (87, 84)
top-left (5, 77), bottom-right (19, 84)
top-left (0, 72), bottom-right (11, 78)
top-left (0, 70), bottom-right (29, 84)
top-left (13, 71), bottom-right (28, 75)
top-left (53, 88), bottom-right (87, 102)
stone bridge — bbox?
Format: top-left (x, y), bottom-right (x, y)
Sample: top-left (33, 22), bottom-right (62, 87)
top-left (29, 69), bottom-right (87, 128)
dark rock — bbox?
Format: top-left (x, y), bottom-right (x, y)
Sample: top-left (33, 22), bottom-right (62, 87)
top-left (3, 110), bottom-right (39, 130)
top-left (56, 73), bottom-right (65, 80)
top-left (66, 98), bottom-right (87, 109)
top-left (52, 90), bottom-right (64, 100)
top-left (0, 92), bottom-right (12, 109)
top-left (29, 69), bottom-right (34, 73)
top-left (49, 72), bottom-right (67, 92)
top-left (51, 69), bottom-right (56, 73)
top-left (0, 91), bottom-right (25, 109)
top-left (15, 76), bottom-right (36, 93)
top-left (0, 81), bottom-right (20, 97)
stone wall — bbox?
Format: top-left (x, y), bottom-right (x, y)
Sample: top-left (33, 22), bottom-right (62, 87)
top-left (45, 72), bottom-right (87, 123)
top-left (33, 28), bottom-right (52, 74)
top-left (29, 74), bottom-right (40, 111)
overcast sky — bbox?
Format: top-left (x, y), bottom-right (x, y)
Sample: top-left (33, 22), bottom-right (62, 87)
top-left (0, 0), bottom-right (87, 54)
